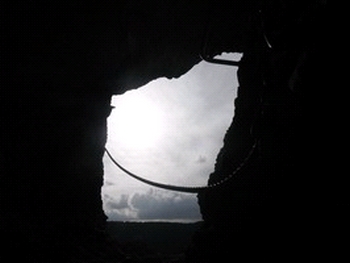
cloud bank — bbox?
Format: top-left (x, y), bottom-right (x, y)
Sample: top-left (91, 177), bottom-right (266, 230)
top-left (103, 189), bottom-right (201, 222)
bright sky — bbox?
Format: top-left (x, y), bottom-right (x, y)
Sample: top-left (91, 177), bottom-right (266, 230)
top-left (102, 54), bottom-right (241, 222)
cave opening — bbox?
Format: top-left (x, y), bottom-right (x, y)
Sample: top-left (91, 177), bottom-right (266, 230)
top-left (102, 54), bottom-right (241, 222)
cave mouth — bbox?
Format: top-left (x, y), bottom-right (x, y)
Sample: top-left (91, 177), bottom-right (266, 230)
top-left (102, 55), bottom-right (240, 222)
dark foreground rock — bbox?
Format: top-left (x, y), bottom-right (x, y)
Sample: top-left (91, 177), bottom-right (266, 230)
top-left (107, 221), bottom-right (202, 261)
top-left (2, 1), bottom-right (347, 262)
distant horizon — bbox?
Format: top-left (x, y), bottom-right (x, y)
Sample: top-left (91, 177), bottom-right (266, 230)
top-left (107, 220), bottom-right (204, 224)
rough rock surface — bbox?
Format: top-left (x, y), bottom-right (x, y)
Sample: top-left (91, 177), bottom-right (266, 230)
top-left (1, 1), bottom-right (346, 262)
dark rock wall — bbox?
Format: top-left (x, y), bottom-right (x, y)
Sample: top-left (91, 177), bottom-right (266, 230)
top-left (1, 0), bottom-right (344, 261)
top-left (190, 1), bottom-right (348, 261)
top-left (1, 1), bottom-right (125, 260)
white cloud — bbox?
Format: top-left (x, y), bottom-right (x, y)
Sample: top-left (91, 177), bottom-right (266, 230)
top-left (105, 194), bottom-right (129, 210)
top-left (103, 192), bottom-right (138, 221)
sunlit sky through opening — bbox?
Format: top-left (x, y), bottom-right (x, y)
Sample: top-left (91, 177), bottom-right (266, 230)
top-left (102, 53), bottom-right (241, 222)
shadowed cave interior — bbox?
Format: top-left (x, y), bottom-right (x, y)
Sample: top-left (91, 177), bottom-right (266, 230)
top-left (1, 1), bottom-right (347, 262)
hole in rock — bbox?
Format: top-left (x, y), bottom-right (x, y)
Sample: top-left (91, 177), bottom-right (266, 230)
top-left (103, 54), bottom-right (241, 222)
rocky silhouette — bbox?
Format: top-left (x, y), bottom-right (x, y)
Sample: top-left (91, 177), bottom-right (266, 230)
top-left (1, 1), bottom-right (344, 262)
